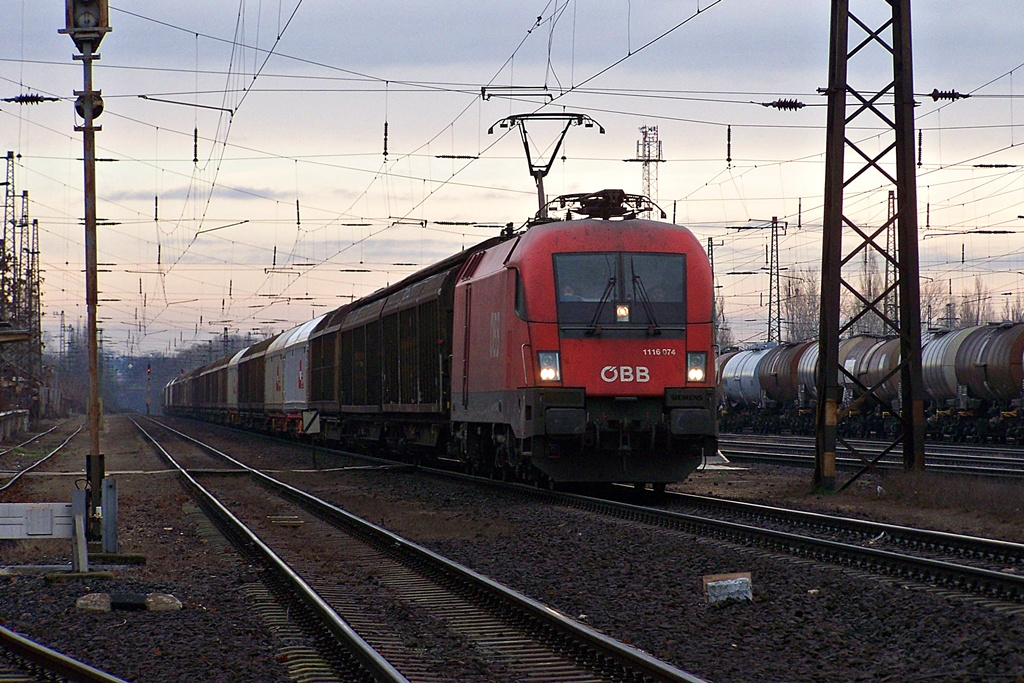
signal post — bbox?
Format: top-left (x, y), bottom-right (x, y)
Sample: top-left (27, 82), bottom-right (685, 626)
top-left (60, 0), bottom-right (110, 540)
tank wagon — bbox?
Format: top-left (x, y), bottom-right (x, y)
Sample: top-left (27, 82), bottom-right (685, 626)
top-left (165, 190), bottom-right (719, 487)
top-left (717, 322), bottom-right (1024, 442)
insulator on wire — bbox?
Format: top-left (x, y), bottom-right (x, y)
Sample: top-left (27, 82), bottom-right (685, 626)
top-left (2, 93), bottom-right (58, 105)
top-left (930, 89), bottom-right (969, 101)
top-left (726, 125), bottom-right (732, 168)
top-left (761, 99), bottom-right (805, 110)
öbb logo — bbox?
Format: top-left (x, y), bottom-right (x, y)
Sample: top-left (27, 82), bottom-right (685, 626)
top-left (600, 366), bottom-right (650, 383)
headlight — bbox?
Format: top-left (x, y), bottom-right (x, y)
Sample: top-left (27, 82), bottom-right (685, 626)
top-left (687, 351), bottom-right (706, 382)
top-left (537, 351), bottom-right (561, 382)
top-left (615, 304), bottom-right (630, 322)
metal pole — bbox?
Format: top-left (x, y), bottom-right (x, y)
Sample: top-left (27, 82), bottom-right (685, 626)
top-left (77, 40), bottom-right (103, 537)
top-left (535, 172), bottom-right (547, 219)
top-left (814, 0), bottom-right (849, 492)
top-left (892, 0), bottom-right (927, 471)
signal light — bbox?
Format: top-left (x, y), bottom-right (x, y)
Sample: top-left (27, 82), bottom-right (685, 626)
top-left (61, 0), bottom-right (110, 51)
top-left (66, 0), bottom-right (109, 31)
top-left (687, 352), bottom-right (707, 383)
top-left (537, 351), bottom-right (561, 382)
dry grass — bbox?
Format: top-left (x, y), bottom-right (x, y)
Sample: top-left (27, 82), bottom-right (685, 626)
top-left (877, 470), bottom-right (1024, 519)
top-left (680, 464), bottom-right (1024, 542)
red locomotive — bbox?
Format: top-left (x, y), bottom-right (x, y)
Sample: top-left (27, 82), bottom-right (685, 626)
top-left (165, 190), bottom-right (718, 488)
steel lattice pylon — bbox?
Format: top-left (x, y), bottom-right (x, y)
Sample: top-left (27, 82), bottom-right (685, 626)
top-left (1, 152), bottom-right (14, 323)
top-left (625, 126), bottom-right (664, 219)
top-left (767, 217), bottom-right (782, 344)
top-left (814, 0), bottom-right (926, 491)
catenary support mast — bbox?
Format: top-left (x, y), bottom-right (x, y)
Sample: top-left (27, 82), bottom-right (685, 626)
top-left (815, 0), bottom-right (925, 491)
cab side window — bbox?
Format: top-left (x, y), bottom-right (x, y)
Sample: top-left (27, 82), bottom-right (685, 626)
top-left (514, 268), bottom-right (527, 320)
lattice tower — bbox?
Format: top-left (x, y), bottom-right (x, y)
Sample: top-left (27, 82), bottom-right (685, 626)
top-left (1, 152), bottom-right (14, 323)
top-left (635, 126), bottom-right (663, 217)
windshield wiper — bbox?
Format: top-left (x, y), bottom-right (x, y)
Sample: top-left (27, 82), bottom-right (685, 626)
top-left (585, 276), bottom-right (616, 336)
top-left (631, 269), bottom-right (661, 335)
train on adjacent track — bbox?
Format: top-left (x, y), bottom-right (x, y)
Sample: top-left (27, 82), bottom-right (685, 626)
top-left (164, 190), bottom-right (719, 488)
top-left (718, 322), bottom-right (1024, 442)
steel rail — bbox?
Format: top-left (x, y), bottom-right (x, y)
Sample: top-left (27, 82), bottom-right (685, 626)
top-left (0, 425), bottom-right (84, 492)
top-left (667, 491), bottom-right (1024, 567)
top-left (156, 415), bottom-right (1024, 600)
top-left (508, 485), bottom-right (1024, 602)
top-left (0, 420), bottom-right (66, 458)
top-left (146, 416), bottom-right (709, 683)
top-left (131, 418), bottom-right (411, 683)
top-left (718, 436), bottom-right (1024, 478)
top-left (312, 447), bottom-right (1024, 603)
top-left (0, 623), bottom-right (128, 683)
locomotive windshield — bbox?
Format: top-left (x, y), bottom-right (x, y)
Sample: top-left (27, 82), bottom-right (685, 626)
top-left (553, 252), bottom-right (686, 338)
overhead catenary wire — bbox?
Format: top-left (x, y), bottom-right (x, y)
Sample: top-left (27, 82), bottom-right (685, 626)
top-left (9, 3), bottom-right (1024, 351)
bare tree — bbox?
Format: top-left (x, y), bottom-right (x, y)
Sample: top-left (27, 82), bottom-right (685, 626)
top-left (920, 278), bottom-right (945, 329)
top-left (1001, 291), bottom-right (1024, 323)
top-left (783, 266), bottom-right (820, 342)
top-left (958, 276), bottom-right (993, 327)
top-left (843, 250), bottom-right (886, 335)
top-left (714, 293), bottom-right (735, 350)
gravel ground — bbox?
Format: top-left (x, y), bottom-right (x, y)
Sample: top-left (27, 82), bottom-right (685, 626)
top-left (291, 465), bottom-right (1024, 683)
top-left (3, 415), bottom-right (1024, 682)
top-left (0, 417), bottom-right (293, 682)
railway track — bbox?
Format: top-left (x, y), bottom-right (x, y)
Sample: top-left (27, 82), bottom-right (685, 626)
top-left (136, 417), bottom-right (707, 683)
top-left (157, 417), bottom-right (1024, 605)
top-left (0, 421), bottom-right (82, 491)
top-left (464, 478), bottom-right (1024, 605)
top-left (663, 490), bottom-right (1024, 570)
top-left (0, 419), bottom-right (130, 682)
top-left (719, 433), bottom-right (1024, 478)
top-left (0, 624), bottom-right (129, 683)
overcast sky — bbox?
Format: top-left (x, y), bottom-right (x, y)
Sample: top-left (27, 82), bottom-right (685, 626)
top-left (2, 1), bottom-right (1023, 354)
